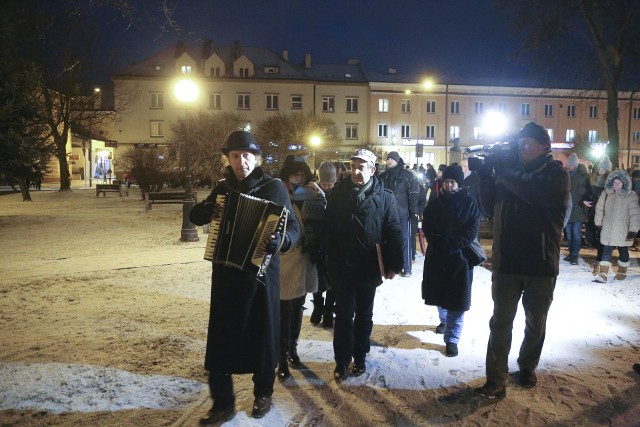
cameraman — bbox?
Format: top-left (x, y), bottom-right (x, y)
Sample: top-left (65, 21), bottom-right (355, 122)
top-left (470, 122), bottom-right (569, 398)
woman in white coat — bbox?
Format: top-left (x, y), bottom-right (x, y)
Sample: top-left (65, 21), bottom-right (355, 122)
top-left (593, 169), bottom-right (640, 282)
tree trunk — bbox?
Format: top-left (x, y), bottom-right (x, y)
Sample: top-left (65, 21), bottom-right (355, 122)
top-left (55, 136), bottom-right (72, 191)
top-left (18, 180), bottom-right (32, 202)
top-left (605, 85), bottom-right (620, 169)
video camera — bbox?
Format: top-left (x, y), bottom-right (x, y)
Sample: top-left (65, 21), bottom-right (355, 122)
top-left (466, 137), bottom-right (519, 174)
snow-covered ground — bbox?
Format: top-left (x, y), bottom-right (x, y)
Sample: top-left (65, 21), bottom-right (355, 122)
top-left (1, 185), bottom-right (639, 426)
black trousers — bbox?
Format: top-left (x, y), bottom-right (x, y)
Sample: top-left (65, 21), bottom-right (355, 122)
top-left (333, 285), bottom-right (376, 367)
top-left (280, 295), bottom-right (305, 354)
top-left (208, 370), bottom-right (275, 409)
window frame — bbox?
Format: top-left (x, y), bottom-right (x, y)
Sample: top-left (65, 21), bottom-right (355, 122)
top-left (322, 96), bottom-right (335, 112)
top-left (346, 97), bottom-right (359, 113)
top-left (345, 123), bottom-right (358, 140)
top-left (208, 93), bottom-right (221, 109)
top-left (150, 120), bottom-right (164, 137)
top-left (265, 94), bottom-right (279, 110)
top-left (377, 123), bottom-right (388, 138)
top-left (237, 93), bottom-right (251, 110)
top-left (150, 92), bottom-right (164, 109)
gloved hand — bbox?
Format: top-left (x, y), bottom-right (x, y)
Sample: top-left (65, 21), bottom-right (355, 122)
top-left (626, 231), bottom-right (637, 240)
top-left (468, 157), bottom-right (492, 179)
top-left (265, 233), bottom-right (283, 255)
top-left (595, 225), bottom-right (602, 231)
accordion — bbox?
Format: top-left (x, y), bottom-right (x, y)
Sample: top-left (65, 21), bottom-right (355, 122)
top-left (204, 191), bottom-right (289, 277)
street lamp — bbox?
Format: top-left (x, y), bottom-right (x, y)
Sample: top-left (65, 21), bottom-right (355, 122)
top-left (310, 135), bottom-right (321, 178)
top-left (174, 78), bottom-right (200, 242)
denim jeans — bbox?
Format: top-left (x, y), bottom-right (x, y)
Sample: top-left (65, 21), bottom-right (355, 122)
top-left (437, 306), bottom-right (465, 344)
top-left (333, 285), bottom-right (376, 366)
top-left (565, 221), bottom-right (583, 257)
top-left (602, 245), bottom-right (629, 263)
top-left (485, 273), bottom-right (556, 386)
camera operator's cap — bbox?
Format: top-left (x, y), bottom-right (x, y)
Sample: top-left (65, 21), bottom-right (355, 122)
top-left (350, 148), bottom-right (376, 164)
top-left (518, 122), bottom-right (550, 146)
top-left (221, 130), bottom-right (262, 155)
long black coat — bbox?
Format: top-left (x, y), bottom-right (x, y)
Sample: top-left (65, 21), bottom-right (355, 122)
top-left (379, 162), bottom-right (420, 218)
top-left (323, 175), bottom-right (403, 288)
top-left (189, 166), bottom-right (300, 374)
top-left (422, 189), bottom-right (482, 311)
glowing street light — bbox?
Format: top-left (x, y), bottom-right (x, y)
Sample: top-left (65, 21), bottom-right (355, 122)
top-left (482, 110), bottom-right (508, 140)
top-left (174, 78), bottom-right (200, 242)
top-left (310, 135), bottom-right (321, 178)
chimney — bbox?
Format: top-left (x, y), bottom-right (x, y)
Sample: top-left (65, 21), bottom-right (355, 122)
top-left (282, 50), bottom-right (289, 61)
top-left (304, 53), bottom-right (311, 69)
top-left (348, 59), bottom-right (359, 65)
top-left (202, 39), bottom-right (213, 58)
top-left (233, 40), bottom-right (241, 59)
top-left (174, 41), bottom-right (185, 58)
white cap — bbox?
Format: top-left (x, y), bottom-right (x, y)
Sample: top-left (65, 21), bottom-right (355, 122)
top-left (350, 148), bottom-right (376, 164)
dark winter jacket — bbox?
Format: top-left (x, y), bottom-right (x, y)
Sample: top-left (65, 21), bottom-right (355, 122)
top-left (567, 164), bottom-right (592, 223)
top-left (379, 161), bottom-right (420, 218)
top-left (462, 171), bottom-right (480, 209)
top-left (478, 152), bottom-right (569, 277)
top-left (189, 166), bottom-right (300, 374)
top-left (422, 188), bottom-right (482, 311)
top-left (323, 175), bottom-right (403, 288)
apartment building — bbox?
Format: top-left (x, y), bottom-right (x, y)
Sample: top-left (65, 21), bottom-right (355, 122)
top-left (95, 41), bottom-right (640, 183)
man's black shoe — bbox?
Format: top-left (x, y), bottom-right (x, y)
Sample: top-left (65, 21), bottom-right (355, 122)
top-left (633, 363), bottom-right (640, 375)
top-left (474, 381), bottom-right (506, 399)
top-left (435, 323), bottom-right (445, 334)
top-left (199, 407), bottom-right (235, 426)
top-left (400, 270), bottom-right (412, 277)
top-left (251, 396), bottom-right (272, 418)
top-left (334, 364), bottom-right (348, 381)
top-left (519, 369), bottom-right (537, 388)
top-left (288, 348), bottom-right (302, 368)
top-left (350, 360), bottom-right (366, 377)
top-left (563, 255), bottom-right (572, 262)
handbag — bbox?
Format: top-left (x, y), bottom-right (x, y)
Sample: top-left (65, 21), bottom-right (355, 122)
top-left (462, 237), bottom-right (487, 266)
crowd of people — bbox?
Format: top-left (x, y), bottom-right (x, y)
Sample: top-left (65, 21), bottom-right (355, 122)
top-left (188, 124), bottom-right (640, 424)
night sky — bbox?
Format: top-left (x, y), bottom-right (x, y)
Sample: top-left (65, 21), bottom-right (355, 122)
top-left (109, 0), bottom-right (531, 80)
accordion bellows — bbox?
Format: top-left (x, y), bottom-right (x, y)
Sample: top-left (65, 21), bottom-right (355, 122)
top-left (204, 191), bottom-right (288, 277)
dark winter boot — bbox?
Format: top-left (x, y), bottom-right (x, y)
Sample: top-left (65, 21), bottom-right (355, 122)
top-left (321, 309), bottom-right (334, 328)
top-left (288, 346), bottom-right (302, 368)
top-left (277, 353), bottom-right (290, 380)
top-left (310, 295), bottom-right (323, 324)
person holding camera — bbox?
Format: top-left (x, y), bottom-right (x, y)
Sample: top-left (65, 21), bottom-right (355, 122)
top-left (189, 131), bottom-right (300, 423)
top-left (469, 122), bottom-right (569, 399)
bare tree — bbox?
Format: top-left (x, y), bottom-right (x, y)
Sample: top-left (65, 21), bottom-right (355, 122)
top-left (500, 0), bottom-right (640, 168)
top-left (253, 112), bottom-right (341, 176)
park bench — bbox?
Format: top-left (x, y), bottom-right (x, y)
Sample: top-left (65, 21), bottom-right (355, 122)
top-left (145, 191), bottom-right (197, 211)
top-left (96, 183), bottom-right (122, 197)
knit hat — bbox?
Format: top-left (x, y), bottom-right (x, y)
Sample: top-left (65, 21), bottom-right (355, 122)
top-left (318, 162), bottom-right (337, 184)
top-left (566, 153), bottom-right (579, 167)
top-left (598, 155), bottom-right (612, 172)
top-left (441, 163), bottom-right (464, 187)
top-left (387, 151), bottom-right (401, 163)
top-left (518, 122), bottom-right (550, 146)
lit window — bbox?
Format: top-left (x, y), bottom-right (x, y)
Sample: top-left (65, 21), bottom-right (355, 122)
top-left (401, 125), bottom-right (411, 138)
top-left (346, 97), bottom-right (359, 113)
top-left (181, 65), bottom-right (192, 74)
top-left (474, 127), bottom-right (483, 140)
top-left (588, 130), bottom-right (597, 142)
top-left (566, 129), bottom-right (575, 142)
top-left (567, 105), bottom-right (576, 118)
top-left (547, 128), bottom-right (554, 141)
top-left (475, 102), bottom-right (484, 115)
top-left (426, 100), bottom-right (436, 113)
top-left (379, 98), bottom-right (389, 112)
top-left (450, 126), bottom-right (460, 139)
top-left (378, 124), bottom-right (388, 138)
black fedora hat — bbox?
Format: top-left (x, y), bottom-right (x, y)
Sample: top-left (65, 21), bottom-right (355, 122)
top-left (221, 130), bottom-right (262, 155)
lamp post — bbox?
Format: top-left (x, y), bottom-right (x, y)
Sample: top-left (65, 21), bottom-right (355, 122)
top-left (310, 135), bottom-right (321, 178)
top-left (174, 78), bottom-right (200, 242)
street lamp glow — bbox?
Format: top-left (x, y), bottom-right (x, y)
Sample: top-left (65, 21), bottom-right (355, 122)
top-left (174, 78), bottom-right (199, 104)
top-left (482, 110), bottom-right (508, 138)
top-left (592, 146), bottom-right (605, 159)
top-left (423, 79), bottom-right (434, 90)
top-left (310, 135), bottom-right (321, 147)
